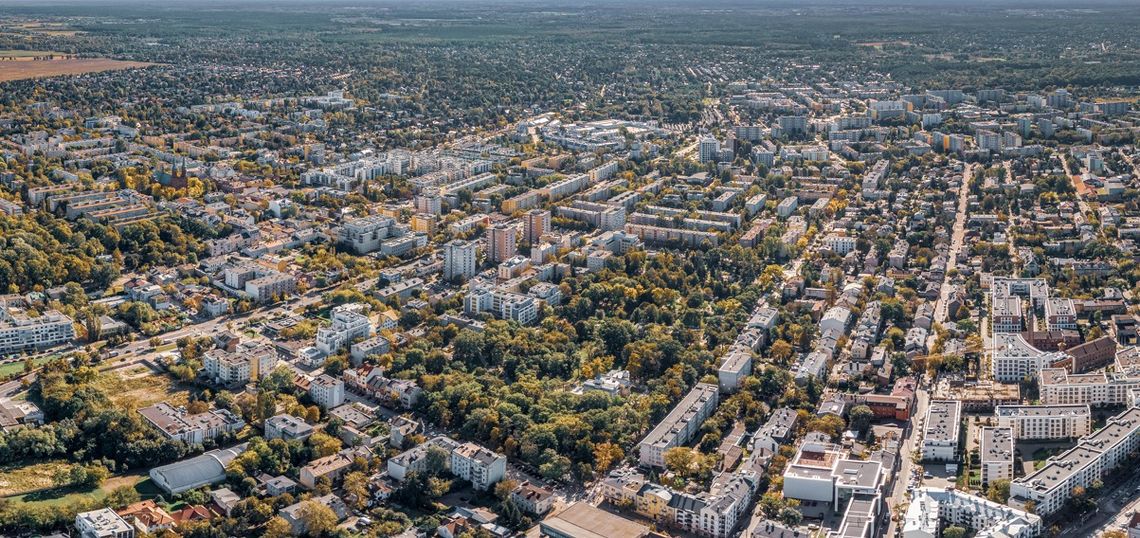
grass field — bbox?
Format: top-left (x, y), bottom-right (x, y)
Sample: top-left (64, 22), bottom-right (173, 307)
top-left (0, 461), bottom-right (74, 497)
top-left (0, 58), bottom-right (154, 82)
top-left (95, 369), bottom-right (190, 410)
top-left (2, 470), bottom-right (150, 508)
top-left (0, 355), bottom-right (56, 377)
top-left (0, 49), bottom-right (66, 58)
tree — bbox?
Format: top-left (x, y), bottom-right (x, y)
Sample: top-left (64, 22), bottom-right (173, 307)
top-left (494, 479), bottom-right (519, 501)
top-left (298, 500), bottom-right (338, 537)
top-left (987, 479), bottom-right (1011, 503)
top-left (848, 405), bottom-right (874, 435)
top-left (308, 432), bottom-right (342, 458)
top-left (664, 447), bottom-right (696, 477)
top-left (104, 485), bottom-right (141, 509)
top-left (770, 339), bottom-right (793, 366)
top-left (777, 506), bottom-right (802, 526)
top-left (943, 526), bottom-right (967, 538)
top-left (263, 516), bottom-right (294, 538)
top-left (342, 471), bottom-right (369, 510)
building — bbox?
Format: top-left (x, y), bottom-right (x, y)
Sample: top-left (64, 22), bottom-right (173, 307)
top-left (138, 402), bottom-right (245, 445)
top-left (116, 500), bottom-right (175, 535)
top-left (903, 487), bottom-right (1040, 538)
top-left (451, 442), bottom-right (507, 490)
top-left (443, 239), bottom-right (478, 282)
top-left (995, 405), bottom-right (1091, 440)
top-left (539, 502), bottom-right (654, 538)
top-left (699, 136), bottom-right (721, 163)
top-left (338, 215), bottom-right (399, 254)
top-left (1010, 407), bottom-right (1140, 516)
top-left (0, 306), bottom-right (75, 355)
top-left (299, 446), bottom-right (371, 489)
top-left (781, 440), bottom-right (882, 512)
top-left (315, 303), bottom-right (373, 355)
top-left (922, 400), bottom-right (961, 462)
top-left (202, 341), bottom-right (277, 385)
top-left (980, 427), bottom-right (1014, 487)
top-left (511, 482), bottom-right (554, 516)
top-left (244, 272), bottom-right (297, 303)
top-left (487, 224), bottom-right (517, 263)
top-left (149, 443), bottom-right (248, 495)
top-left (76, 508), bottom-right (135, 538)
top-left (1044, 297), bottom-right (1077, 331)
top-left (1039, 368), bottom-right (1140, 407)
top-left (524, 209), bottom-right (551, 246)
top-left (264, 414), bottom-right (315, 441)
top-left (638, 383), bottom-right (719, 468)
top-left (309, 374), bottom-right (345, 409)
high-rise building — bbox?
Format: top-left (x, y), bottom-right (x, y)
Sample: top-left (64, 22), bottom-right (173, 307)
top-left (698, 135), bottom-right (720, 163)
top-left (443, 239), bottom-right (478, 282)
top-left (487, 224), bottom-right (517, 263)
top-left (524, 209), bottom-right (550, 246)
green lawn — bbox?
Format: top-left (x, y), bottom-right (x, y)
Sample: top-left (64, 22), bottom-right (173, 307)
top-left (0, 356), bottom-right (56, 377)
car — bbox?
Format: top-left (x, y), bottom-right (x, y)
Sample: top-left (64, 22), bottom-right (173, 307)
top-left (923, 472), bottom-right (933, 479)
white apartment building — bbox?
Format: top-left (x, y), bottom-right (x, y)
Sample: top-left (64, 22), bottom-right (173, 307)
top-left (443, 239), bottom-right (478, 282)
top-left (698, 135), bottom-right (721, 163)
top-left (138, 402), bottom-right (245, 446)
top-left (638, 383), bottom-right (719, 468)
top-left (1044, 297), bottom-right (1077, 331)
top-left (903, 487), bottom-right (1040, 538)
top-left (995, 405), bottom-right (1092, 440)
top-left (823, 233), bottom-right (857, 255)
top-left (1010, 407), bottom-right (1140, 516)
top-left (980, 427), bottom-right (1014, 487)
top-left (0, 306), bottom-right (75, 355)
top-left (309, 374), bottom-right (345, 409)
top-left (450, 442), bottom-right (507, 491)
top-left (922, 400), bottom-right (962, 462)
top-left (202, 341), bottom-right (277, 385)
top-left (992, 333), bottom-right (1065, 383)
top-left (337, 215), bottom-right (399, 254)
top-left (1039, 368), bottom-right (1140, 407)
top-left (315, 303), bottom-right (373, 355)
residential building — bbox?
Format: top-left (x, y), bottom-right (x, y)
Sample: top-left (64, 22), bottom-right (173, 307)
top-left (487, 224), bottom-right (517, 263)
top-left (299, 446), bottom-right (372, 489)
top-left (995, 405), bottom-right (1091, 440)
top-left (903, 487), bottom-right (1040, 538)
top-left (138, 402), bottom-right (245, 445)
top-left (315, 303), bottom-right (373, 355)
top-left (524, 209), bottom-right (550, 246)
top-left (451, 442), bottom-right (507, 491)
top-left (202, 340), bottom-right (277, 385)
top-left (980, 427), bottom-right (1014, 487)
top-left (264, 414), bottom-right (315, 441)
top-left (922, 400), bottom-right (961, 461)
top-left (511, 482), bottom-right (554, 516)
top-left (1010, 407), bottom-right (1140, 516)
top-left (443, 239), bottom-right (478, 282)
top-left (0, 306), bottom-right (75, 355)
top-left (309, 374), bottom-right (345, 409)
top-left (638, 383), bottom-right (720, 468)
top-left (76, 508), bottom-right (135, 538)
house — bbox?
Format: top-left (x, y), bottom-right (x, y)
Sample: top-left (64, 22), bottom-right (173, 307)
top-left (208, 488), bottom-right (241, 517)
top-left (279, 494), bottom-right (349, 535)
top-left (115, 501), bottom-right (174, 535)
top-left (299, 446), bottom-right (372, 489)
top-left (511, 481), bottom-right (554, 516)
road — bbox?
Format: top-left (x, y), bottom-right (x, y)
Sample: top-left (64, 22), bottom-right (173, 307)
top-left (930, 163), bottom-right (974, 344)
top-left (884, 386), bottom-right (931, 538)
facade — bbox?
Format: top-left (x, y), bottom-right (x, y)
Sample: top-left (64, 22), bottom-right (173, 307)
top-left (450, 442), bottom-right (507, 491)
top-left (0, 306), bottom-right (75, 355)
top-left (487, 224), bottom-right (517, 264)
top-left (309, 374), bottom-right (346, 409)
top-left (443, 239), bottom-right (478, 282)
top-left (995, 405), bottom-right (1092, 440)
top-left (1039, 368), bottom-right (1140, 407)
top-left (315, 303), bottom-right (373, 355)
top-left (638, 383), bottom-right (720, 468)
top-left (202, 341), bottom-right (277, 385)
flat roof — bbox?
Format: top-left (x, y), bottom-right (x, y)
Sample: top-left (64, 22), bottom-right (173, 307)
top-left (539, 502), bottom-right (651, 538)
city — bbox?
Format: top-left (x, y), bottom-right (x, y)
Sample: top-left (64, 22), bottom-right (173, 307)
top-left (0, 1), bottom-right (1139, 538)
